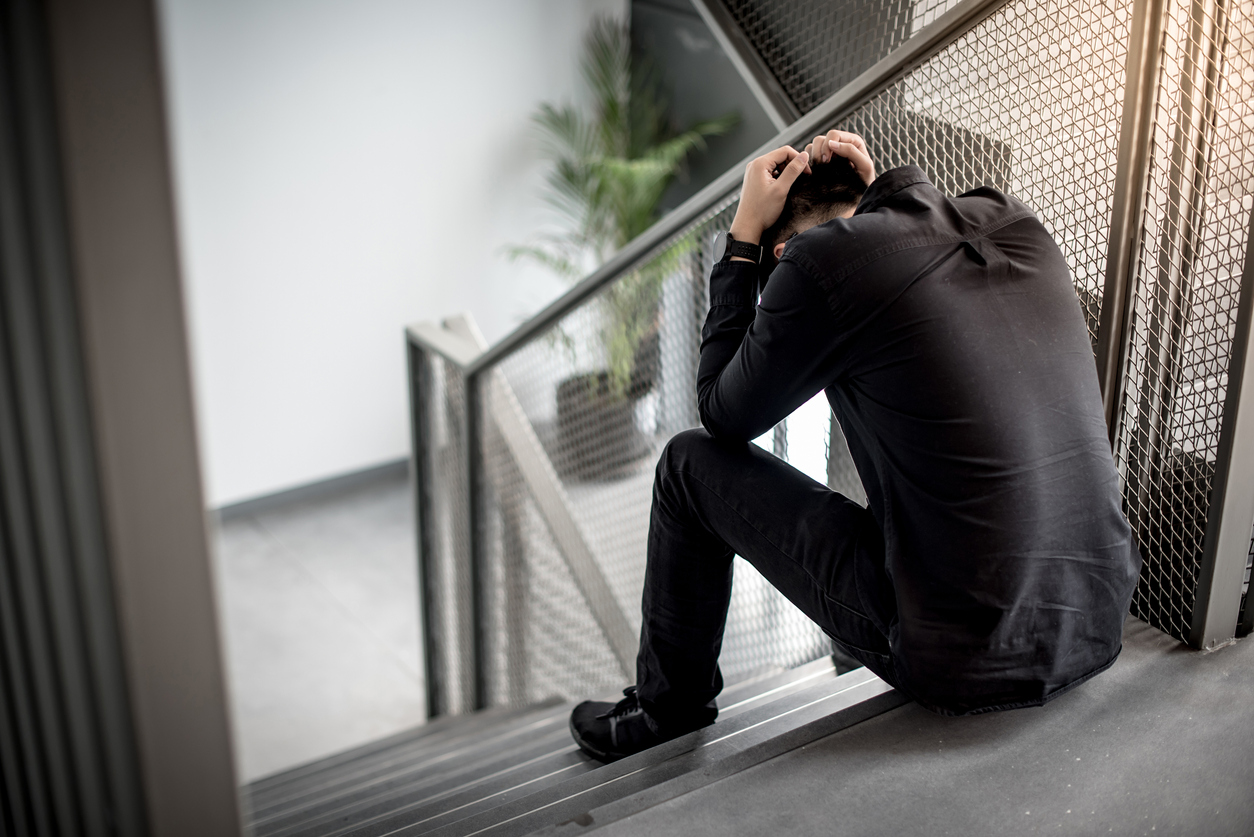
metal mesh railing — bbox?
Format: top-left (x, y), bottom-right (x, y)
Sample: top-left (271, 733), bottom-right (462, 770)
top-left (410, 0), bottom-right (1254, 714)
top-left (1117, 0), bottom-right (1254, 641)
top-left (474, 198), bottom-right (840, 704)
top-left (724, 0), bottom-right (965, 114)
top-left (477, 419), bottom-right (626, 706)
top-left (838, 0), bottom-right (1131, 350)
top-left (424, 0), bottom-right (1136, 709)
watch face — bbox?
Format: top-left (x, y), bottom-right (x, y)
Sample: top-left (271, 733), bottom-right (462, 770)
top-left (713, 230), bottom-right (730, 262)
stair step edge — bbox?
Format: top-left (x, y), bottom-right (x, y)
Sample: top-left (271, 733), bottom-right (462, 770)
top-left (417, 668), bottom-right (897, 837)
top-left (251, 707), bottom-right (575, 827)
top-left (532, 688), bottom-right (909, 837)
top-left (247, 703), bottom-right (551, 794)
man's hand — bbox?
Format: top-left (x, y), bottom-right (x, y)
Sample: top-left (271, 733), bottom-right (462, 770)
top-left (728, 146), bottom-right (809, 246)
top-left (803, 129), bottom-right (876, 187)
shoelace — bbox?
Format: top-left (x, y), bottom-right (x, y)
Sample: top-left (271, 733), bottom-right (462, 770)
top-left (596, 687), bottom-right (644, 749)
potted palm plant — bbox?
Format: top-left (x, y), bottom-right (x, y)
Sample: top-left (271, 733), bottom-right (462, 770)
top-left (509, 16), bottom-right (736, 479)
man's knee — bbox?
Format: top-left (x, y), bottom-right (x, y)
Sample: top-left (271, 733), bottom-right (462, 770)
top-left (657, 428), bottom-right (716, 477)
top-left (655, 428), bottom-right (750, 492)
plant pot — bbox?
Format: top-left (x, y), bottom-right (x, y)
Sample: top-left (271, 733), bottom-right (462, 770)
top-left (626, 325), bottom-right (660, 400)
top-left (555, 371), bottom-right (652, 481)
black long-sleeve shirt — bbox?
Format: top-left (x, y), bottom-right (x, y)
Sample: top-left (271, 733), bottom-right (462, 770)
top-left (699, 166), bottom-right (1141, 714)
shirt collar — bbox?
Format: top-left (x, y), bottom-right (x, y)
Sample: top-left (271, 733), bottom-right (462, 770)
top-left (854, 165), bottom-right (932, 216)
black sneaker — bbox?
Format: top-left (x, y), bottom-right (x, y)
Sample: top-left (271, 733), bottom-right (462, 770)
top-left (569, 687), bottom-right (666, 762)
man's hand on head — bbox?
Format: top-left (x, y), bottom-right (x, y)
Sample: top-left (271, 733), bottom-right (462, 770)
top-left (728, 146), bottom-right (810, 254)
top-left (803, 130), bottom-right (876, 188)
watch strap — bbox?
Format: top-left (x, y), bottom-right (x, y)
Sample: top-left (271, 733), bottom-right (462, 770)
top-left (716, 231), bottom-right (763, 264)
top-left (726, 238), bottom-right (764, 263)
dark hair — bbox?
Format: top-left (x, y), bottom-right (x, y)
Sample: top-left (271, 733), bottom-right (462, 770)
top-left (762, 155), bottom-right (868, 254)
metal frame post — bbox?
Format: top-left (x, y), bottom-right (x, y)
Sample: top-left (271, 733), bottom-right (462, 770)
top-left (688, 0), bottom-right (802, 131)
top-left (406, 325), bottom-right (481, 717)
top-left (406, 339), bottom-right (444, 717)
top-left (465, 369), bottom-right (489, 709)
top-left (1240, 554), bottom-right (1254, 636)
top-left (445, 317), bottom-right (491, 709)
top-left (1190, 206), bottom-right (1254, 649)
top-left (1095, 0), bottom-right (1169, 437)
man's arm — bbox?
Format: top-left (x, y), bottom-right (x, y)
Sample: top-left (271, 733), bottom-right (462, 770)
top-left (696, 258), bottom-right (840, 441)
top-left (695, 136), bottom-right (875, 442)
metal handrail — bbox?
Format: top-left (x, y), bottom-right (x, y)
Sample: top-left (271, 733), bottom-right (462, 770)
top-left (466, 0), bottom-right (1012, 377)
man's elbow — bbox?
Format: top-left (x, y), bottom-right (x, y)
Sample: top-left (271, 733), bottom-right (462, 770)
top-left (697, 400), bottom-right (758, 443)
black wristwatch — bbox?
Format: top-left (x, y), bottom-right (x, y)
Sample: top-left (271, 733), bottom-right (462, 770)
top-left (713, 230), bottom-right (764, 265)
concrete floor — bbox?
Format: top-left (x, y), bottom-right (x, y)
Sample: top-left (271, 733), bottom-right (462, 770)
top-left (210, 465), bottom-right (425, 783)
top-left (599, 617), bottom-right (1254, 837)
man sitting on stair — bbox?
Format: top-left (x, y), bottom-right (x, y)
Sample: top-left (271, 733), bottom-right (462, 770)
top-left (570, 131), bottom-right (1142, 762)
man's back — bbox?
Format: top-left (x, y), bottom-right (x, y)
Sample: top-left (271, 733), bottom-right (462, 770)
top-left (774, 167), bottom-right (1141, 713)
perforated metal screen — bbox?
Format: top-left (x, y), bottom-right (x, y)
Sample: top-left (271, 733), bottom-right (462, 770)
top-left (1116, 0), bottom-right (1254, 641)
top-left (477, 370), bottom-right (635, 707)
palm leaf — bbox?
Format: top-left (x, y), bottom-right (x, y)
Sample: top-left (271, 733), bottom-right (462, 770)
top-left (505, 13), bottom-right (740, 395)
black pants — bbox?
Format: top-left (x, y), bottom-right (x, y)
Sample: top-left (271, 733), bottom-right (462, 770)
top-left (636, 428), bottom-right (901, 734)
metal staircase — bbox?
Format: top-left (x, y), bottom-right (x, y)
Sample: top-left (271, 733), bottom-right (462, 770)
top-left (242, 659), bottom-right (904, 837)
top-left (245, 0), bottom-right (1254, 830)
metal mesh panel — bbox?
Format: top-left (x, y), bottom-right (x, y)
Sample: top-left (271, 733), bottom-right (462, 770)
top-left (835, 0), bottom-right (1131, 350)
top-left (477, 418), bottom-right (625, 706)
top-left (472, 197), bottom-right (856, 704)
top-left (723, 0), bottom-right (965, 113)
top-left (1117, 0), bottom-right (1254, 641)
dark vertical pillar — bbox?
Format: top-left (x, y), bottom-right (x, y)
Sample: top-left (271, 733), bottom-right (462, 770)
top-left (1, 0), bottom-right (240, 832)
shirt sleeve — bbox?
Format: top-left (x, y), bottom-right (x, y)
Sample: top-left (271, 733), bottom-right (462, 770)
top-left (696, 258), bottom-right (841, 441)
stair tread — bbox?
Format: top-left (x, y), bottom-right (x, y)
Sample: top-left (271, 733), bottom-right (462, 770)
top-left (247, 700), bottom-right (567, 815)
top-left (254, 661), bottom-right (837, 834)
top-left (249, 656), bottom-right (831, 810)
top-left (279, 743), bottom-right (597, 837)
top-left (406, 667), bottom-right (888, 837)
top-left (244, 657), bottom-right (885, 837)
top-left (256, 719), bottom-right (581, 836)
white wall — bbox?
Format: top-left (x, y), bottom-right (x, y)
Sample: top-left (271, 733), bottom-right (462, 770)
top-left (159, 0), bottom-right (625, 507)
